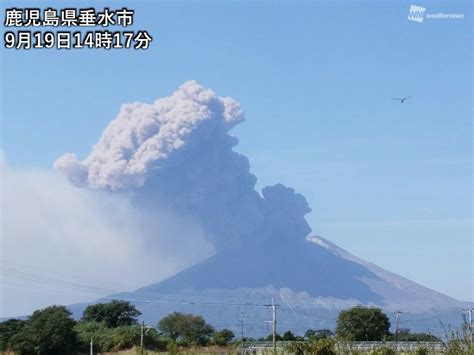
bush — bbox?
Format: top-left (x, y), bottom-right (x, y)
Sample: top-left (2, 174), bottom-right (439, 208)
top-left (305, 329), bottom-right (334, 340)
top-left (414, 347), bottom-right (429, 355)
top-left (308, 338), bottom-right (336, 355)
top-left (371, 346), bottom-right (396, 355)
top-left (166, 339), bottom-right (179, 355)
top-left (75, 320), bottom-right (170, 352)
top-left (75, 321), bottom-right (140, 352)
top-left (284, 341), bottom-right (310, 355)
top-left (212, 328), bottom-right (235, 346)
top-left (284, 339), bottom-right (335, 355)
top-left (444, 339), bottom-right (467, 355)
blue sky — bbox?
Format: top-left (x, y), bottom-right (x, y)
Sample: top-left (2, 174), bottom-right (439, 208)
top-left (1, 1), bottom-right (472, 301)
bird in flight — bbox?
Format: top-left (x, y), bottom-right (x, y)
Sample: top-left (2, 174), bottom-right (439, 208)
top-left (392, 96), bottom-right (412, 103)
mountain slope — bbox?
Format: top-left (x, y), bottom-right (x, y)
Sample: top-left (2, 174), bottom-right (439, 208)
top-left (307, 236), bottom-right (456, 306)
top-left (135, 235), bottom-right (456, 308)
top-left (70, 235), bottom-right (465, 336)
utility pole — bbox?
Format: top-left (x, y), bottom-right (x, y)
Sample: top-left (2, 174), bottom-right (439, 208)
top-left (462, 307), bottom-right (473, 344)
top-left (272, 301), bottom-right (276, 353)
top-left (395, 311), bottom-right (402, 342)
top-left (240, 312), bottom-right (245, 341)
top-left (89, 337), bottom-right (93, 355)
top-left (140, 321), bottom-right (144, 355)
top-left (265, 298), bottom-right (279, 355)
top-left (140, 321), bottom-right (153, 355)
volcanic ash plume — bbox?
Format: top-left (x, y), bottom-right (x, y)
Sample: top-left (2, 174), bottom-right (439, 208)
top-left (55, 81), bottom-right (312, 251)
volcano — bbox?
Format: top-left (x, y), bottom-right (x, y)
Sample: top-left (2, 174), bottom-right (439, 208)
top-left (69, 235), bottom-right (465, 337)
top-left (58, 81), bottom-right (468, 335)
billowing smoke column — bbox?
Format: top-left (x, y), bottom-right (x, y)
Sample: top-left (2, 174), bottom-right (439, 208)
top-left (55, 81), bottom-right (311, 251)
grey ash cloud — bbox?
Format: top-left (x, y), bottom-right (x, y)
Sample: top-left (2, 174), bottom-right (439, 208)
top-left (55, 81), bottom-right (312, 252)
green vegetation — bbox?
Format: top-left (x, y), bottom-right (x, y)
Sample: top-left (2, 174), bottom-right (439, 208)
top-left (82, 300), bottom-right (141, 327)
top-left (0, 303), bottom-right (471, 354)
top-left (212, 328), bottom-right (235, 346)
top-left (0, 302), bottom-right (232, 354)
top-left (369, 346), bottom-right (396, 355)
top-left (0, 319), bottom-right (25, 351)
top-left (8, 306), bottom-right (77, 355)
top-left (158, 312), bottom-right (215, 346)
top-left (73, 320), bottom-right (165, 352)
top-left (305, 329), bottom-right (334, 340)
top-left (284, 338), bottom-right (336, 355)
top-left (336, 306), bottom-right (391, 341)
top-left (390, 328), bottom-right (439, 342)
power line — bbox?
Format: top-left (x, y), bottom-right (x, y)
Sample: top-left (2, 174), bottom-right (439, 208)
top-left (1, 266), bottom-right (469, 313)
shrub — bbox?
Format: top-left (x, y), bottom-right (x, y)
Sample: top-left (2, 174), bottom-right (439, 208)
top-left (415, 347), bottom-right (429, 355)
top-left (371, 346), bottom-right (396, 355)
top-left (284, 339), bottom-right (336, 355)
top-left (284, 341), bottom-right (310, 355)
top-left (212, 328), bottom-right (235, 346)
top-left (444, 339), bottom-right (467, 355)
top-left (308, 338), bottom-right (336, 355)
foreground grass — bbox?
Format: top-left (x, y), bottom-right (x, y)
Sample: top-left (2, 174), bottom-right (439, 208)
top-left (75, 346), bottom-right (473, 355)
top-left (88, 347), bottom-right (238, 355)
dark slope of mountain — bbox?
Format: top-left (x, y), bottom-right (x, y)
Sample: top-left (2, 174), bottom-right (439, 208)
top-left (69, 235), bottom-right (466, 336)
top-left (136, 235), bottom-right (456, 306)
top-left (142, 237), bottom-right (382, 301)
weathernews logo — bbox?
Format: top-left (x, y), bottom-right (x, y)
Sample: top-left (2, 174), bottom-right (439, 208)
top-left (408, 4), bottom-right (464, 23)
top-left (408, 5), bottom-right (426, 23)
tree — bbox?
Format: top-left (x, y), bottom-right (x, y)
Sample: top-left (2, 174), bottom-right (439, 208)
top-left (9, 306), bottom-right (77, 355)
top-left (82, 300), bottom-right (141, 327)
top-left (158, 312), bottom-right (214, 346)
top-left (392, 328), bottom-right (439, 342)
top-left (336, 306), bottom-right (390, 341)
top-left (212, 328), bottom-right (235, 346)
top-left (0, 319), bottom-right (26, 351)
top-left (305, 329), bottom-right (333, 340)
top-left (74, 321), bottom-right (168, 353)
top-left (305, 329), bottom-right (317, 338)
top-left (265, 333), bottom-right (283, 341)
top-left (282, 330), bottom-right (297, 341)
